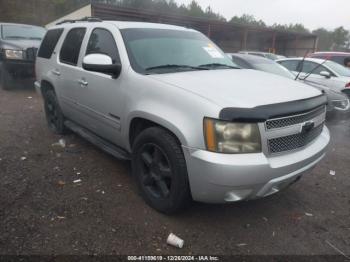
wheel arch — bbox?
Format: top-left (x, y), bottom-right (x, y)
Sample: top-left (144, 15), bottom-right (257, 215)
top-left (40, 79), bottom-right (56, 95)
top-left (127, 113), bottom-right (188, 151)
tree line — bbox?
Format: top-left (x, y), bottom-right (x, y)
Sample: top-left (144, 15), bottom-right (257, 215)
top-left (96, 0), bottom-right (350, 51)
top-left (0, 0), bottom-right (348, 51)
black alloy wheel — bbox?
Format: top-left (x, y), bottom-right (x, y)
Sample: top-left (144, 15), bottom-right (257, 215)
top-left (132, 127), bottom-right (191, 214)
top-left (139, 143), bottom-right (172, 199)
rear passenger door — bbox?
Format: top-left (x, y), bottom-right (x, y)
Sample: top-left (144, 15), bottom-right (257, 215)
top-left (74, 25), bottom-right (125, 145)
top-left (57, 27), bottom-right (87, 124)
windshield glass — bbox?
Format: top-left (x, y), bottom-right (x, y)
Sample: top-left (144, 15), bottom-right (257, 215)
top-left (325, 61), bottom-right (350, 77)
top-left (1, 24), bottom-right (46, 40)
top-left (121, 28), bottom-right (238, 74)
top-left (254, 62), bottom-right (295, 79)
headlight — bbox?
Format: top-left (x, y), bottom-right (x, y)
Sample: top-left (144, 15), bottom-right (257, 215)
top-left (5, 49), bottom-right (24, 60)
top-left (332, 99), bottom-right (350, 111)
top-left (204, 118), bottom-right (262, 154)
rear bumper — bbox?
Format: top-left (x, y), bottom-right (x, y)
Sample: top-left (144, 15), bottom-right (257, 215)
top-left (183, 126), bottom-right (330, 203)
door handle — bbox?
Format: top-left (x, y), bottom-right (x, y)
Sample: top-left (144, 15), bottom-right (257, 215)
top-left (78, 79), bottom-right (88, 87)
top-left (51, 69), bottom-right (61, 76)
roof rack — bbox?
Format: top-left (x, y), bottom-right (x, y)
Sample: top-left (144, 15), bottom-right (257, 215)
top-left (56, 17), bottom-right (102, 25)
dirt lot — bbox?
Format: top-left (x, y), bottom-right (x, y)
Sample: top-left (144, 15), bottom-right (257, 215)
top-left (0, 87), bottom-right (349, 258)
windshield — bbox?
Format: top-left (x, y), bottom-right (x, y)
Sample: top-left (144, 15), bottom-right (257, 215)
top-left (254, 62), bottom-right (295, 79)
top-left (1, 24), bottom-right (46, 40)
top-left (325, 61), bottom-right (350, 77)
top-left (121, 28), bottom-right (238, 74)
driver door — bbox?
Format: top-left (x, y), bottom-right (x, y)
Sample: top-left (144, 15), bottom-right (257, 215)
top-left (74, 25), bottom-right (125, 145)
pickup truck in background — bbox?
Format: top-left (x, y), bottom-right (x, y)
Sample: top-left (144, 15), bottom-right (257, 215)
top-left (0, 23), bottom-right (46, 90)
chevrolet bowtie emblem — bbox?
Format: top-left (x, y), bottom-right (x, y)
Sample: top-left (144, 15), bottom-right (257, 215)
top-left (301, 121), bottom-right (315, 133)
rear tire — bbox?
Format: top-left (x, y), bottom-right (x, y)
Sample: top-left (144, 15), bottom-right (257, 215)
top-left (43, 89), bottom-right (68, 135)
top-left (132, 127), bottom-right (191, 214)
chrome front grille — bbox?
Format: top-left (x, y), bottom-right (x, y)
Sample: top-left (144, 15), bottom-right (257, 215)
top-left (265, 106), bottom-right (325, 130)
top-left (264, 106), bottom-right (326, 154)
top-left (268, 123), bottom-right (324, 153)
top-left (26, 48), bottom-right (38, 61)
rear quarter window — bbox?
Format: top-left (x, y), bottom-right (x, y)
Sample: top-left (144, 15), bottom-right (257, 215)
top-left (38, 29), bottom-right (64, 59)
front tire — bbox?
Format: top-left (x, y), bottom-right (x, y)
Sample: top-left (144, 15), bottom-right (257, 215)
top-left (132, 127), bottom-right (191, 214)
top-left (43, 89), bottom-right (68, 135)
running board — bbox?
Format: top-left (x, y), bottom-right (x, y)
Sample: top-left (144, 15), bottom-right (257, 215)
top-left (64, 120), bottom-right (130, 160)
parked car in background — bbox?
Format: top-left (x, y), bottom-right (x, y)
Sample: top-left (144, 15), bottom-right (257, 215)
top-left (36, 20), bottom-right (329, 214)
top-left (228, 53), bottom-right (350, 113)
top-left (277, 58), bottom-right (350, 98)
top-left (309, 52), bottom-right (350, 67)
top-left (276, 55), bottom-right (286, 60)
top-left (0, 23), bottom-right (46, 90)
top-left (239, 51), bottom-right (279, 60)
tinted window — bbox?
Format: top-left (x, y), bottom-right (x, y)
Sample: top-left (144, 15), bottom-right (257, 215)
top-left (60, 28), bottom-right (86, 66)
top-left (86, 28), bottom-right (120, 64)
top-left (38, 29), bottom-right (63, 59)
top-left (279, 60), bottom-right (299, 71)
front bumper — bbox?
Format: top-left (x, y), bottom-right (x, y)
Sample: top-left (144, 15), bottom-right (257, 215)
top-left (183, 126), bottom-right (330, 203)
top-left (2, 60), bottom-right (35, 79)
top-left (34, 81), bottom-right (41, 96)
top-left (326, 99), bottom-right (350, 120)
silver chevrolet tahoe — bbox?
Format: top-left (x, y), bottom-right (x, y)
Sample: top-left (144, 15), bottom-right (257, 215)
top-left (35, 18), bottom-right (330, 214)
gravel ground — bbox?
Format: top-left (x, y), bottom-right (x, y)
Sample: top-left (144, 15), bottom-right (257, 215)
top-left (0, 87), bottom-right (349, 259)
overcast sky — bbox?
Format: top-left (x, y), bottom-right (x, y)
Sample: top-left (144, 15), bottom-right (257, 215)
top-left (175, 0), bottom-right (349, 30)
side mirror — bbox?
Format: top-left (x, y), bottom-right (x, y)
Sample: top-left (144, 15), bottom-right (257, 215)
top-left (82, 54), bottom-right (121, 78)
top-left (320, 71), bottom-right (331, 78)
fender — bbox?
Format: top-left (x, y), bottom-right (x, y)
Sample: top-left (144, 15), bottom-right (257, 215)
top-left (125, 111), bottom-right (189, 152)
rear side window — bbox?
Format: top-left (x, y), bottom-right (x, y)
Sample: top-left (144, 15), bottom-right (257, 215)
top-left (279, 60), bottom-right (299, 71)
top-left (38, 29), bottom-right (63, 59)
top-left (60, 28), bottom-right (86, 66)
top-left (86, 28), bottom-right (120, 64)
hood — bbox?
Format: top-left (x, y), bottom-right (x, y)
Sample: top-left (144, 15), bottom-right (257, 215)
top-left (0, 39), bottom-right (41, 50)
top-left (149, 69), bottom-right (322, 108)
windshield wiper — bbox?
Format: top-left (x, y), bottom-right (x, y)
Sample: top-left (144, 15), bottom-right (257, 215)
top-left (302, 59), bottom-right (329, 81)
top-left (29, 37), bottom-right (42, 40)
top-left (198, 63), bottom-right (240, 69)
top-left (145, 64), bottom-right (208, 72)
